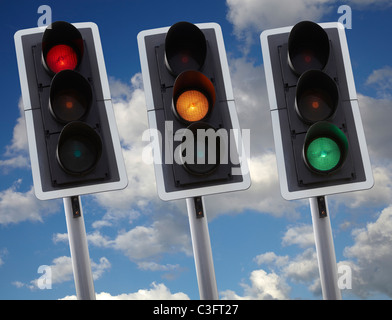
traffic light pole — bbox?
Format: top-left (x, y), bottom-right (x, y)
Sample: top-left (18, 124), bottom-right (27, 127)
top-left (63, 196), bottom-right (96, 300)
top-left (186, 197), bottom-right (219, 300)
top-left (309, 196), bottom-right (342, 300)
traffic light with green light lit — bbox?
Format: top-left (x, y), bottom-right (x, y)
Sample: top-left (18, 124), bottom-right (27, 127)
top-left (261, 21), bottom-right (373, 200)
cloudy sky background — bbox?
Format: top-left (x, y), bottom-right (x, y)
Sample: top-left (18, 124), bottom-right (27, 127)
top-left (1, 0), bottom-right (392, 299)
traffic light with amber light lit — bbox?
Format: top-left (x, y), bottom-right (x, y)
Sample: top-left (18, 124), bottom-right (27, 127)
top-left (138, 22), bottom-right (250, 201)
top-left (14, 21), bottom-right (127, 200)
top-left (261, 21), bottom-right (373, 200)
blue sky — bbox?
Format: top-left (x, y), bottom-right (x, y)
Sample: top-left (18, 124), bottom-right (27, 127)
top-left (1, 0), bottom-right (392, 300)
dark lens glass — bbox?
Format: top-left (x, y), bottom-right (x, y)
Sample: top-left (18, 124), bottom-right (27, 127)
top-left (57, 122), bottom-right (102, 176)
top-left (297, 89), bottom-right (335, 123)
top-left (51, 89), bottom-right (89, 122)
top-left (58, 135), bottom-right (99, 174)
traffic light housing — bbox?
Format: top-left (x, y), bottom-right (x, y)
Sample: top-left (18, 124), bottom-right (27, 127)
top-left (138, 22), bottom-right (250, 201)
top-left (261, 21), bottom-right (373, 200)
top-left (14, 21), bottom-right (127, 200)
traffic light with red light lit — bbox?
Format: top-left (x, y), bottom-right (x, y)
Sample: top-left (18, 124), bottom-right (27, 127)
top-left (138, 22), bottom-right (250, 201)
top-left (14, 21), bottom-right (127, 200)
top-left (261, 21), bottom-right (373, 200)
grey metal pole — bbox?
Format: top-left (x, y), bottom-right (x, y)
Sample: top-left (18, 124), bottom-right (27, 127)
top-left (309, 196), bottom-right (342, 300)
top-left (63, 196), bottom-right (96, 300)
top-left (186, 196), bottom-right (219, 300)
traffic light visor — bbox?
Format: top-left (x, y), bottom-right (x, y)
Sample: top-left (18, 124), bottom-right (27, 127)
top-left (296, 70), bottom-right (338, 124)
top-left (49, 70), bottom-right (92, 123)
top-left (288, 21), bottom-right (330, 75)
top-left (165, 21), bottom-right (207, 76)
top-left (42, 21), bottom-right (84, 74)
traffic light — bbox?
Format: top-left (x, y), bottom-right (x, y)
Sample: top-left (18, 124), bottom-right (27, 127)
top-left (260, 21), bottom-right (373, 200)
top-left (14, 21), bottom-right (127, 200)
top-left (138, 22), bottom-right (250, 201)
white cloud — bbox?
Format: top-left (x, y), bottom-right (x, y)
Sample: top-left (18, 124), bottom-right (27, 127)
top-left (231, 204), bottom-right (392, 299)
top-left (254, 252), bottom-right (289, 268)
top-left (91, 257), bottom-right (111, 281)
top-left (111, 74), bottom-right (149, 148)
top-left (343, 205), bottom-right (392, 298)
top-left (0, 155), bottom-right (29, 172)
top-left (281, 224), bottom-right (315, 248)
top-left (12, 281), bottom-right (25, 289)
top-left (358, 93), bottom-right (392, 161)
top-left (23, 255), bottom-right (111, 290)
top-left (226, 0), bottom-right (335, 50)
top-left (330, 92), bottom-right (392, 210)
top-left (228, 57), bottom-right (271, 153)
top-left (333, 165), bottom-right (392, 209)
top-left (115, 226), bottom-right (167, 260)
top-left (226, 0), bottom-right (392, 51)
top-left (91, 219), bottom-right (112, 229)
top-left (0, 181), bottom-right (60, 225)
top-left (226, 223), bottom-right (320, 299)
top-left (65, 211), bottom-right (192, 263)
top-left (221, 269), bottom-right (290, 300)
top-left (365, 66), bottom-right (392, 99)
top-left (16, 256), bottom-right (74, 290)
top-left (92, 73), bottom-right (159, 214)
top-left (61, 282), bottom-right (189, 300)
top-left (52, 233), bottom-right (68, 244)
top-left (282, 248), bottom-right (319, 284)
top-left (0, 98), bottom-right (29, 172)
top-left (137, 261), bottom-right (180, 272)
top-left (113, 214), bottom-right (192, 261)
top-left (258, 247), bottom-right (319, 285)
top-left (87, 231), bottom-right (114, 248)
top-left (258, 233), bottom-right (320, 294)
top-left (53, 230), bottom-right (115, 249)
top-left (46, 256), bottom-right (74, 285)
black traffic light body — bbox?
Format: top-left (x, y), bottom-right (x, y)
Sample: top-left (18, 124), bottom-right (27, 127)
top-left (261, 22), bottom-right (373, 200)
top-left (14, 22), bottom-right (127, 200)
top-left (138, 22), bottom-right (250, 201)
